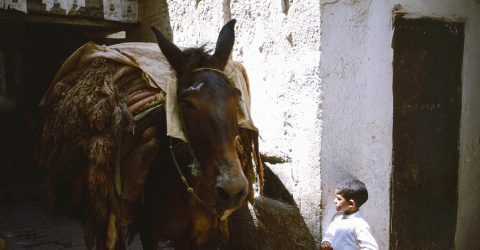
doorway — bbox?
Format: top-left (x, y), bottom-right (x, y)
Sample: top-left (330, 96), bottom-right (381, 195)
top-left (390, 17), bottom-right (464, 249)
top-left (0, 20), bottom-right (128, 186)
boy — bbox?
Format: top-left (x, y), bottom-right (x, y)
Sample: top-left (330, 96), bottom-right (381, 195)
top-left (321, 179), bottom-right (378, 250)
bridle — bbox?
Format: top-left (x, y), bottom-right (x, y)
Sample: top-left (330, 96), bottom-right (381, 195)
top-left (169, 66), bottom-right (238, 221)
top-left (192, 67), bottom-right (226, 75)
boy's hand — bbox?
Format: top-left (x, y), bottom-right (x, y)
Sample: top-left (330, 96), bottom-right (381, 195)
top-left (320, 241), bottom-right (333, 250)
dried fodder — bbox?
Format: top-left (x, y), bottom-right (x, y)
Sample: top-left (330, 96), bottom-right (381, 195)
top-left (40, 53), bottom-right (261, 249)
top-left (40, 58), bottom-right (135, 225)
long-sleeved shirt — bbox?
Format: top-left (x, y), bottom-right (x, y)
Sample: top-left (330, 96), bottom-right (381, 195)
top-left (322, 211), bottom-right (379, 250)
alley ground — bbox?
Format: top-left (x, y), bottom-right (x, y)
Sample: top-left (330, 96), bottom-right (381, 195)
top-left (0, 179), bottom-right (144, 250)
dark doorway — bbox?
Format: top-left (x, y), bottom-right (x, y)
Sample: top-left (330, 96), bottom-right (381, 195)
top-left (390, 17), bottom-right (464, 249)
top-left (0, 19), bottom-right (129, 187)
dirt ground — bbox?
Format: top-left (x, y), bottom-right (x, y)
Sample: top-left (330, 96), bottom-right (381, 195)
top-left (0, 179), bottom-right (144, 250)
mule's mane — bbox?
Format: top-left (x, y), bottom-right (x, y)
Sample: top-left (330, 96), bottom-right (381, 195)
top-left (183, 47), bottom-right (224, 74)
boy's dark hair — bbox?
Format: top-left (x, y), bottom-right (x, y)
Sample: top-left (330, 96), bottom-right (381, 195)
top-left (336, 179), bottom-right (368, 207)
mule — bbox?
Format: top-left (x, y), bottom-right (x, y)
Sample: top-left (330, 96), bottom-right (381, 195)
top-left (40, 19), bottom-right (262, 250)
top-left (130, 19), bottom-right (251, 249)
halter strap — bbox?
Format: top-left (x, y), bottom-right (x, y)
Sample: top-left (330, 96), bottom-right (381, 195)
top-left (192, 67), bottom-right (225, 75)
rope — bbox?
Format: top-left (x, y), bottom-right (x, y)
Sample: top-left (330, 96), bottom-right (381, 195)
top-left (169, 138), bottom-right (216, 214)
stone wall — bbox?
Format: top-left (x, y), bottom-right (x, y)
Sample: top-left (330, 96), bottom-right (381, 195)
top-left (320, 0), bottom-right (390, 248)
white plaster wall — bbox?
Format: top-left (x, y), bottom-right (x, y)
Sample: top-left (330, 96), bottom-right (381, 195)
top-left (320, 0), bottom-right (390, 247)
top-left (164, 0), bottom-right (322, 245)
top-left (230, 2), bottom-right (322, 244)
top-left (320, 0), bottom-right (480, 249)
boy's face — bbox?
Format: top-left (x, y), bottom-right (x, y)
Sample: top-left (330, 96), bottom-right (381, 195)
top-left (334, 189), bottom-right (356, 214)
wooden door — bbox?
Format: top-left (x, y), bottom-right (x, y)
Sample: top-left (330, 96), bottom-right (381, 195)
top-left (390, 18), bottom-right (464, 249)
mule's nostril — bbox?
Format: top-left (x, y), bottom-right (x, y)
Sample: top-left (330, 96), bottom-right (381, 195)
top-left (216, 185), bottom-right (248, 207)
top-left (236, 189), bottom-right (247, 201)
top-left (216, 186), bottom-right (231, 201)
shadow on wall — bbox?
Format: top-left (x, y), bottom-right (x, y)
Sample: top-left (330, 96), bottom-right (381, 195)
top-left (128, 0), bottom-right (173, 42)
top-left (226, 165), bottom-right (316, 249)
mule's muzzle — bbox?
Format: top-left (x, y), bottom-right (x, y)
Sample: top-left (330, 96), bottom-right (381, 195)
top-left (215, 173), bottom-right (248, 210)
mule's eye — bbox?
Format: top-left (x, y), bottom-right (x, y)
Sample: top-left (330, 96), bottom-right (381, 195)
top-left (233, 87), bottom-right (241, 97)
top-left (179, 98), bottom-right (195, 109)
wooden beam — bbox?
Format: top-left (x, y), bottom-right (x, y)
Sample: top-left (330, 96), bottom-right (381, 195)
top-left (0, 9), bottom-right (138, 32)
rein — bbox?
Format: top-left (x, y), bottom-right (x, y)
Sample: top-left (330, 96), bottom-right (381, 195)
top-left (169, 138), bottom-right (218, 218)
top-left (169, 138), bottom-right (208, 204)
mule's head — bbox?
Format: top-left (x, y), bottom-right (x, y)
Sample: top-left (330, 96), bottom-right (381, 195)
top-left (152, 20), bottom-right (248, 214)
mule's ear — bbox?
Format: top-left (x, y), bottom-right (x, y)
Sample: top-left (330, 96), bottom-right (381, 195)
top-left (151, 26), bottom-right (187, 74)
top-left (213, 19), bottom-right (236, 69)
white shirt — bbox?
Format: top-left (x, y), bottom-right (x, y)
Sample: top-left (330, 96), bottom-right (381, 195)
top-left (322, 211), bottom-right (379, 250)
